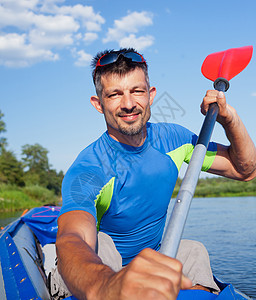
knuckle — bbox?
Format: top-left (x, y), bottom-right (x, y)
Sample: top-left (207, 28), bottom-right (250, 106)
top-left (144, 289), bottom-right (163, 300)
top-left (141, 247), bottom-right (152, 255)
top-left (122, 270), bottom-right (135, 285)
top-left (139, 247), bottom-right (154, 258)
top-left (163, 277), bottom-right (175, 290)
top-left (160, 278), bottom-right (179, 299)
top-left (174, 259), bottom-right (183, 272)
top-left (130, 254), bottom-right (145, 269)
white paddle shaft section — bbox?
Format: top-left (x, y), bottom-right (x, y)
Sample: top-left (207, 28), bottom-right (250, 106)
top-left (159, 144), bottom-right (207, 258)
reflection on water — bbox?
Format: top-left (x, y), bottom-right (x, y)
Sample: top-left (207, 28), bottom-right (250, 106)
top-left (181, 197), bottom-right (256, 299)
top-left (0, 210), bottom-right (23, 228)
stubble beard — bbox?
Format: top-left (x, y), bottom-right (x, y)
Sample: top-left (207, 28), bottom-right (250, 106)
top-left (117, 119), bottom-right (144, 136)
top-left (117, 106), bottom-right (151, 137)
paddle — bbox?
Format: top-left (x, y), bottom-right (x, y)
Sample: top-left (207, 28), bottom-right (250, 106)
top-left (159, 45), bottom-right (253, 258)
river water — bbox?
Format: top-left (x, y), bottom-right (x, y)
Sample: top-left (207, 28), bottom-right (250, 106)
top-left (0, 210), bottom-right (23, 228)
top-left (0, 197), bottom-right (255, 299)
top-left (181, 197), bottom-right (256, 299)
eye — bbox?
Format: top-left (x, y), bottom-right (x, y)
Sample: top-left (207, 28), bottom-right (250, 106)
top-left (134, 89), bottom-right (145, 94)
top-left (108, 92), bottom-right (119, 98)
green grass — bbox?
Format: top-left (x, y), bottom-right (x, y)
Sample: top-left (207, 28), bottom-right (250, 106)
top-left (23, 185), bottom-right (57, 204)
top-left (1, 176), bottom-right (255, 212)
top-left (172, 176), bottom-right (256, 198)
top-left (0, 190), bottom-right (38, 211)
top-left (0, 184), bottom-right (60, 212)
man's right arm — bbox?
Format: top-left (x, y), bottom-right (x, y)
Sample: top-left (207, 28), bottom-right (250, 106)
top-left (56, 210), bottom-right (115, 299)
top-left (56, 210), bottom-right (192, 300)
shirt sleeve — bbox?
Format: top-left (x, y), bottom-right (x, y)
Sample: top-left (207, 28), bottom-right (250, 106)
top-left (60, 164), bottom-right (105, 220)
top-left (162, 123), bottom-right (217, 172)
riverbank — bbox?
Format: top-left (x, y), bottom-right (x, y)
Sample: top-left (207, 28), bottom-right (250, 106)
top-left (173, 176), bottom-right (256, 198)
top-left (1, 177), bottom-right (255, 212)
top-left (0, 184), bottom-right (60, 212)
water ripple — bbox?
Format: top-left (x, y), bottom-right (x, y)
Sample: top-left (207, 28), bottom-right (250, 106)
top-left (182, 196), bottom-right (256, 299)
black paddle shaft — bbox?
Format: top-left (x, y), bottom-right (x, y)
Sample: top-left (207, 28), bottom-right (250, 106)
top-left (197, 78), bottom-right (229, 147)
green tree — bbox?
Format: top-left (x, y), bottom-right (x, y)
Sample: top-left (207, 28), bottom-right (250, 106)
top-left (0, 110), bottom-right (8, 153)
top-left (21, 143), bottom-right (63, 195)
top-left (22, 143), bottom-right (50, 173)
top-left (0, 150), bottom-right (25, 186)
top-left (46, 169), bottom-right (64, 195)
top-left (21, 143), bottom-right (50, 187)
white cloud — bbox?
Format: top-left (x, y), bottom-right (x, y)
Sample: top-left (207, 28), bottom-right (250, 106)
top-left (251, 92), bottom-right (256, 97)
top-left (84, 32), bottom-right (98, 44)
top-left (28, 14), bottom-right (79, 49)
top-left (72, 49), bottom-right (92, 67)
top-left (119, 34), bottom-right (154, 51)
top-left (0, 0), bottom-right (39, 10)
top-left (0, 3), bottom-right (155, 67)
top-left (34, 14), bottom-right (79, 33)
top-left (0, 1), bottom-right (105, 67)
top-left (103, 11), bottom-right (154, 50)
top-left (29, 29), bottom-right (73, 48)
top-left (39, 0), bottom-right (66, 12)
top-left (41, 4), bottom-right (105, 31)
top-left (0, 33), bottom-right (58, 67)
top-left (0, 6), bottom-right (36, 29)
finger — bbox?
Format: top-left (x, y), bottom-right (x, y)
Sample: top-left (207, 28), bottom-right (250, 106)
top-left (131, 251), bottom-right (183, 284)
top-left (137, 250), bottom-right (184, 280)
top-left (136, 287), bottom-right (168, 300)
top-left (204, 91), bottom-right (226, 106)
top-left (217, 91), bottom-right (225, 99)
top-left (200, 101), bottom-right (208, 115)
top-left (131, 272), bottom-right (181, 300)
top-left (205, 90), bottom-right (218, 97)
top-left (180, 274), bottom-right (192, 290)
top-left (201, 90), bottom-right (224, 115)
top-left (216, 91), bottom-right (227, 107)
top-left (140, 262), bottom-right (182, 295)
top-left (139, 248), bottom-right (183, 272)
top-left (127, 250), bottom-right (185, 297)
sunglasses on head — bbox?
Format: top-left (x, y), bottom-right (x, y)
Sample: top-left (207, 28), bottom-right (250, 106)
top-left (93, 51), bottom-right (146, 80)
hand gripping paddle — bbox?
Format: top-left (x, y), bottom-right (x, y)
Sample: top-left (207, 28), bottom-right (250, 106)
top-left (160, 46), bottom-right (253, 258)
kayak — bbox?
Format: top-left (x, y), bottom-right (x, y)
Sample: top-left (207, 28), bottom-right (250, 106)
top-left (0, 206), bottom-right (252, 300)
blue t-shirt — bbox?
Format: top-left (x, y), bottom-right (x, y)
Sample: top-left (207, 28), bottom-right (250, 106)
top-left (61, 122), bottom-right (217, 265)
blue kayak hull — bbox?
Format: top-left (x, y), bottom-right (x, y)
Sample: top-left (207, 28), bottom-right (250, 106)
top-left (0, 207), bottom-right (252, 300)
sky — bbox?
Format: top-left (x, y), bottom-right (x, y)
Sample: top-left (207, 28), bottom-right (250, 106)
top-left (0, 0), bottom-right (256, 176)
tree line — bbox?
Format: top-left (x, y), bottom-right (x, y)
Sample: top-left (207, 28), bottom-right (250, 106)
top-left (0, 109), bottom-right (63, 195)
top-left (0, 108), bottom-right (255, 211)
top-left (173, 176), bottom-right (256, 198)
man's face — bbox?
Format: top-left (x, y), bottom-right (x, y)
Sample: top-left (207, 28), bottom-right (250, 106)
top-left (94, 68), bottom-right (156, 143)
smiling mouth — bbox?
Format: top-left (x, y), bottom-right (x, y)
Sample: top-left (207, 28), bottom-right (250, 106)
top-left (119, 112), bottom-right (140, 122)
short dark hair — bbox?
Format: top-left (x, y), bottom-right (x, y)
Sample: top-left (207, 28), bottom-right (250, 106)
top-left (91, 48), bottom-right (150, 98)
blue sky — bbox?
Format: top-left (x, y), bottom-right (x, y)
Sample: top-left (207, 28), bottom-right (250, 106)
top-left (0, 0), bottom-right (256, 175)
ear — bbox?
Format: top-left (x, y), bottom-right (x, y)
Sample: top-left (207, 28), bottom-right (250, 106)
top-left (149, 86), bottom-right (156, 106)
top-left (90, 96), bottom-right (103, 114)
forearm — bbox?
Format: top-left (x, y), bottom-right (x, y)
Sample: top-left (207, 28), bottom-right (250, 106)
top-left (56, 233), bottom-right (115, 300)
top-left (56, 213), bottom-right (192, 300)
top-left (221, 108), bottom-right (256, 179)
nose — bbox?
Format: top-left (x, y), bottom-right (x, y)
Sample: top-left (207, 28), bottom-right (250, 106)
top-left (120, 92), bottom-right (136, 111)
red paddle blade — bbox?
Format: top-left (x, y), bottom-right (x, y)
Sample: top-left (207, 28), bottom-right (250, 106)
top-left (201, 46), bottom-right (253, 82)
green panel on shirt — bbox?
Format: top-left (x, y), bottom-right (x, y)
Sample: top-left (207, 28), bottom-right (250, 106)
top-left (95, 177), bottom-right (115, 231)
top-left (167, 143), bottom-right (217, 172)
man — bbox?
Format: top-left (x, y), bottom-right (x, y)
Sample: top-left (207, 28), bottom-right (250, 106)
top-left (55, 48), bottom-right (256, 300)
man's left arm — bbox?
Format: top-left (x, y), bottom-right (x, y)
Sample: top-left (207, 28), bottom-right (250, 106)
top-left (201, 90), bottom-right (256, 181)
